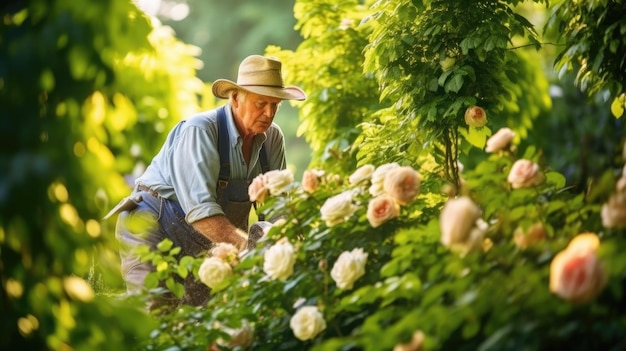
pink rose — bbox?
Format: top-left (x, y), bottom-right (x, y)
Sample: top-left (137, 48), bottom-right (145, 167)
top-left (485, 127), bottom-right (515, 153)
top-left (507, 159), bottom-right (545, 189)
top-left (464, 106), bottom-right (487, 127)
top-left (549, 233), bottom-right (607, 303)
top-left (302, 169), bottom-right (324, 193)
top-left (383, 166), bottom-right (421, 206)
top-left (601, 192), bottom-right (626, 228)
top-left (513, 222), bottom-right (547, 250)
top-left (440, 197), bottom-right (487, 253)
top-left (367, 194), bottom-right (400, 228)
top-left (248, 174), bottom-right (268, 202)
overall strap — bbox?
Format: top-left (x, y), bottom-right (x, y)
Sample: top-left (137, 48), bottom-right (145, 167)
top-left (217, 106), bottom-right (230, 189)
top-left (216, 105), bottom-right (271, 187)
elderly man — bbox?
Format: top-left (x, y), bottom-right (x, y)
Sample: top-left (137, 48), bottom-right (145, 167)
top-left (107, 55), bottom-right (306, 308)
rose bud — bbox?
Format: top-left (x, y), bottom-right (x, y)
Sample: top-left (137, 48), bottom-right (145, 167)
top-left (464, 106), bottom-right (487, 127)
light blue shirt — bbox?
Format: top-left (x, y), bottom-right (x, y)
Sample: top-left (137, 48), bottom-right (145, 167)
top-left (135, 104), bottom-right (286, 223)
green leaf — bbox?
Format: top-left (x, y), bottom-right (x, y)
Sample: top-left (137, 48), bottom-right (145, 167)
top-left (445, 74), bottom-right (464, 93)
top-left (157, 239), bottom-right (174, 252)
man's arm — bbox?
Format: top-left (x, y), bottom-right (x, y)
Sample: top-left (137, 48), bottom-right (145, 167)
top-left (191, 215), bottom-right (248, 251)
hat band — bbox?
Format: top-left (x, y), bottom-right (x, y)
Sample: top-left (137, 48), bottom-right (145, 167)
top-left (239, 84), bottom-right (285, 89)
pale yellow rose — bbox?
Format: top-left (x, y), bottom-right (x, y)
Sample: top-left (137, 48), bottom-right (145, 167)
top-left (367, 194), bottom-right (400, 228)
top-left (289, 306), bottom-right (327, 341)
top-left (263, 239), bottom-right (296, 281)
top-left (248, 174), bottom-right (268, 202)
top-left (330, 248), bottom-right (368, 290)
top-left (485, 127), bottom-right (516, 153)
top-left (349, 164), bottom-right (376, 185)
top-left (198, 257), bottom-right (233, 289)
top-left (513, 222), bottom-right (547, 250)
top-left (369, 163), bottom-right (400, 196)
top-left (216, 320), bottom-right (254, 349)
top-left (320, 191), bottom-right (358, 227)
top-left (601, 192), bottom-right (626, 228)
top-left (63, 276), bottom-right (94, 302)
top-left (302, 169), bottom-right (324, 193)
top-left (393, 330), bottom-right (425, 351)
top-left (507, 159), bottom-right (545, 189)
top-left (440, 197), bottom-right (487, 253)
top-left (264, 169), bottom-right (294, 195)
top-left (383, 166), bottom-right (421, 206)
top-left (549, 233), bottom-right (607, 303)
top-left (464, 106), bottom-right (487, 127)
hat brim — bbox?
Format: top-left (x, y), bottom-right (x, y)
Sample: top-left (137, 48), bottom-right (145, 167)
top-left (212, 79), bottom-right (306, 101)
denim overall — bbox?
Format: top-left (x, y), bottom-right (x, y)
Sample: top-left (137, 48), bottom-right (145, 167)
top-left (115, 106), bottom-right (268, 307)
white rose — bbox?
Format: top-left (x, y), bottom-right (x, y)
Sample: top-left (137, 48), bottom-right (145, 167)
top-left (330, 248), bottom-right (368, 290)
top-left (485, 127), bottom-right (515, 153)
top-left (264, 169), bottom-right (294, 195)
top-left (248, 174), bottom-right (268, 202)
top-left (369, 162), bottom-right (400, 196)
top-left (320, 191), bottom-right (358, 227)
top-left (349, 164), bottom-right (376, 185)
top-left (289, 306), bottom-right (327, 341)
top-left (440, 197), bottom-right (487, 253)
top-left (263, 239), bottom-right (296, 281)
top-left (507, 159), bottom-right (545, 189)
top-left (198, 257), bottom-right (233, 289)
top-left (383, 166), bottom-right (421, 206)
top-left (549, 233), bottom-right (607, 303)
top-left (601, 192), bottom-right (626, 229)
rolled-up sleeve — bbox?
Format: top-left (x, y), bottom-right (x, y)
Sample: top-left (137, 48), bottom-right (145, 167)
top-left (168, 124), bottom-right (224, 223)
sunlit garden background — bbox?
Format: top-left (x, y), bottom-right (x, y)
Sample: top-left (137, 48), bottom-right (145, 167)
top-left (1, 0), bottom-right (625, 350)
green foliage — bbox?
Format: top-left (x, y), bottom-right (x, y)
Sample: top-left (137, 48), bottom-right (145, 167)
top-left (549, 0), bottom-right (626, 99)
top-left (0, 0), bottom-right (208, 349)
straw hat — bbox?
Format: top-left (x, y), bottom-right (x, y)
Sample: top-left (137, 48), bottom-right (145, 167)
top-left (212, 55), bottom-right (306, 101)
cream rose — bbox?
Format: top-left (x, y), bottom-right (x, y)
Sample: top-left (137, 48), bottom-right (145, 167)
top-left (393, 330), bottom-right (425, 351)
top-left (264, 169), bottom-right (294, 195)
top-left (369, 162), bottom-right (400, 196)
top-left (263, 239), bottom-right (296, 281)
top-left (513, 222), bottom-right (547, 250)
top-left (198, 256), bottom-right (233, 289)
top-left (464, 106), bottom-right (487, 127)
top-left (507, 159), bottom-right (545, 189)
top-left (248, 174), bottom-right (268, 202)
top-left (485, 127), bottom-right (515, 153)
top-left (330, 248), bottom-right (368, 290)
top-left (320, 190), bottom-right (358, 227)
top-left (289, 306), bottom-right (327, 341)
top-left (302, 169), bottom-right (324, 193)
top-left (216, 320), bottom-right (254, 349)
top-left (349, 164), bottom-right (376, 185)
top-left (549, 233), bottom-right (607, 303)
top-left (601, 192), bottom-right (626, 229)
top-left (383, 166), bottom-right (421, 206)
top-left (367, 194), bottom-right (400, 228)
top-left (440, 197), bottom-right (487, 253)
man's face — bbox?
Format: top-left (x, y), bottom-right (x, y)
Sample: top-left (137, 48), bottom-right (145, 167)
top-left (233, 91), bottom-right (282, 135)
